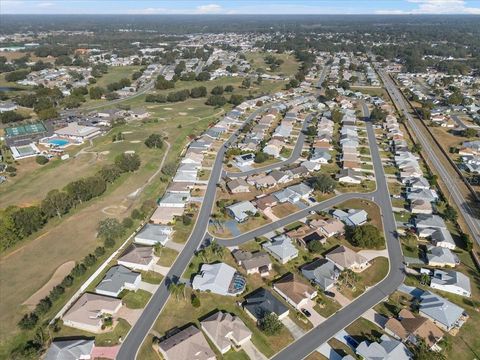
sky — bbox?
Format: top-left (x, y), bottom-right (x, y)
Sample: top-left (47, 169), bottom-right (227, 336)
top-left (2, 0), bottom-right (480, 15)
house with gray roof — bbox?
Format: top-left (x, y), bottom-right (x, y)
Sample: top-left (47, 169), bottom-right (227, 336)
top-left (356, 334), bottom-right (412, 360)
top-left (232, 249), bottom-right (272, 276)
top-left (311, 149), bottom-right (332, 164)
top-left (273, 187), bottom-right (299, 203)
top-left (332, 208), bottom-right (368, 227)
top-left (430, 270), bottom-right (471, 297)
top-left (44, 338), bottom-right (94, 360)
top-left (414, 214), bottom-right (447, 237)
top-left (95, 265), bottom-right (141, 297)
top-left (262, 234), bottom-right (298, 264)
top-left (226, 201), bottom-right (258, 222)
top-left (192, 263), bottom-right (245, 296)
top-left (419, 291), bottom-right (466, 331)
top-left (430, 228), bottom-right (456, 250)
top-left (426, 246), bottom-right (459, 267)
top-left (243, 287), bottom-right (289, 321)
top-left (406, 188), bottom-right (438, 203)
top-left (158, 191), bottom-right (190, 208)
top-left (301, 258), bottom-right (340, 291)
top-left (288, 182), bottom-right (313, 199)
top-left (135, 223), bottom-right (174, 246)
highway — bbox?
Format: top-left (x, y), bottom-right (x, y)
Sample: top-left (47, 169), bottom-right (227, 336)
top-left (116, 105), bottom-right (267, 360)
top-left (378, 69), bottom-right (480, 245)
top-left (270, 107), bottom-right (405, 360)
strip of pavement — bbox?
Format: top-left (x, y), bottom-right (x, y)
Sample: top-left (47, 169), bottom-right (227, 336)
top-left (270, 114), bottom-right (405, 360)
top-left (116, 105), bottom-right (269, 360)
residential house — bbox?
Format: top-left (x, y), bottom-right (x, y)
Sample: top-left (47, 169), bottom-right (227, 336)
top-left (192, 263), bottom-right (246, 296)
top-left (356, 334), bottom-right (412, 360)
top-left (158, 191), bottom-right (189, 208)
top-left (310, 218), bottom-right (345, 238)
top-left (232, 249), bottom-right (272, 276)
top-left (430, 228), bottom-right (456, 250)
top-left (117, 244), bottom-right (155, 272)
top-left (385, 309), bottom-right (443, 350)
top-left (336, 169), bottom-right (363, 184)
top-left (62, 293), bottom-right (122, 333)
top-left (325, 245), bottom-right (369, 272)
top-left (44, 338), bottom-right (95, 360)
top-left (255, 194), bottom-right (278, 210)
top-left (234, 153), bottom-right (255, 167)
top-left (426, 246), bottom-right (459, 267)
top-left (419, 291), bottom-right (467, 332)
top-left (226, 178), bottom-right (250, 193)
top-left (243, 288), bottom-right (289, 321)
top-left (301, 258), bottom-right (340, 291)
top-left (430, 269), bottom-right (471, 297)
top-left (226, 201), bottom-right (258, 222)
top-left (200, 311), bottom-right (252, 354)
top-left (415, 214), bottom-right (447, 238)
top-left (157, 325), bottom-right (216, 360)
top-left (134, 223), bottom-right (174, 246)
top-left (332, 209), bottom-right (368, 227)
top-left (262, 234), bottom-right (299, 264)
top-left (273, 273), bottom-right (317, 309)
top-left (269, 170), bottom-right (291, 184)
top-left (95, 265), bottom-right (141, 298)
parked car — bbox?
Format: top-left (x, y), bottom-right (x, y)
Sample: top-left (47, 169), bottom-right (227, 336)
top-left (301, 308), bottom-right (311, 317)
top-left (324, 291), bottom-right (335, 298)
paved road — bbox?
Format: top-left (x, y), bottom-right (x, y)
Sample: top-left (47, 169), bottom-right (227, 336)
top-left (270, 108), bottom-right (405, 360)
top-left (225, 113), bottom-right (312, 178)
top-left (116, 106), bottom-right (267, 360)
top-left (452, 114), bottom-right (480, 130)
top-left (378, 69), bottom-right (480, 245)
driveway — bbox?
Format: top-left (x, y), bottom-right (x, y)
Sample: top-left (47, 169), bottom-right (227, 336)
top-left (165, 240), bottom-right (184, 252)
top-left (362, 308), bottom-right (388, 328)
top-left (302, 299), bottom-right (326, 327)
top-left (281, 317), bottom-right (305, 340)
top-left (242, 340), bottom-right (268, 360)
top-left (331, 288), bottom-right (351, 307)
top-left (316, 343), bottom-right (342, 360)
top-left (138, 281), bottom-right (159, 293)
top-left (333, 329), bottom-right (358, 351)
top-left (152, 264), bottom-right (170, 276)
top-left (357, 249), bottom-right (388, 261)
top-left (263, 207), bottom-right (280, 221)
top-left (116, 307), bottom-right (143, 326)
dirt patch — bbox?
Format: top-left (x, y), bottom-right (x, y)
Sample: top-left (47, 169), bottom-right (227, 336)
top-left (22, 261), bottom-right (75, 309)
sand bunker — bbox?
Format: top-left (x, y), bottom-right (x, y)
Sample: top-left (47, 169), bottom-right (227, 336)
top-left (122, 131), bottom-right (133, 134)
top-left (130, 140), bottom-right (141, 143)
top-left (163, 107), bottom-right (173, 110)
top-left (23, 261), bottom-right (75, 308)
top-left (102, 205), bottom-right (128, 216)
top-left (178, 112), bottom-right (188, 116)
top-left (100, 150), bottom-right (110, 155)
top-left (188, 107), bottom-right (195, 110)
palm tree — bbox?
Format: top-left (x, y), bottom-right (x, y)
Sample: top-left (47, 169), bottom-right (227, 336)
top-left (168, 282), bottom-right (186, 301)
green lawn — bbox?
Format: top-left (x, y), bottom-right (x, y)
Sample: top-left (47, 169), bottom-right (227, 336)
top-left (156, 247), bottom-right (179, 267)
top-left (141, 271), bottom-right (164, 284)
top-left (313, 295), bottom-right (342, 318)
top-left (345, 318), bottom-right (385, 344)
top-left (121, 289), bottom-right (152, 309)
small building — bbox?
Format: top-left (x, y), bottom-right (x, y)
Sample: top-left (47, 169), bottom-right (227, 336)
top-left (336, 168), bottom-right (363, 184)
top-left (226, 201), bottom-right (258, 222)
top-left (134, 223), bottom-right (174, 246)
top-left (54, 122), bottom-right (101, 141)
top-left (419, 291), bottom-right (466, 332)
top-left (201, 311), bottom-right (252, 354)
top-left (356, 334), bottom-right (412, 360)
top-left (117, 244), bottom-right (155, 272)
top-left (62, 293), bottom-right (122, 333)
top-left (325, 245), bottom-right (369, 272)
top-left (44, 338), bottom-right (95, 360)
top-left (301, 258), bottom-right (340, 291)
top-left (332, 208), bottom-right (368, 227)
top-left (158, 191), bottom-right (189, 208)
top-left (192, 263), bottom-right (246, 296)
top-left (262, 234), bottom-right (298, 264)
top-left (273, 273), bottom-right (317, 309)
top-left (157, 325), bottom-right (216, 360)
top-left (310, 218), bottom-right (345, 238)
top-left (234, 153), bottom-right (255, 167)
top-left (243, 288), bottom-right (289, 321)
top-left (226, 178), bottom-right (250, 193)
top-left (0, 101), bottom-right (17, 112)
top-left (430, 269), bottom-right (471, 297)
top-left (95, 265), bottom-right (141, 298)
top-left (426, 246), bottom-right (459, 267)
top-left (232, 249), bottom-right (272, 276)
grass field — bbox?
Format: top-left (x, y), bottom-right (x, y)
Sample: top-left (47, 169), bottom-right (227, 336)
top-left (245, 51), bottom-right (299, 77)
top-left (121, 289), bottom-right (152, 309)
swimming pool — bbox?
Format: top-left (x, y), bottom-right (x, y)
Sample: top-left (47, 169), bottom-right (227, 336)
top-left (48, 139), bottom-right (69, 146)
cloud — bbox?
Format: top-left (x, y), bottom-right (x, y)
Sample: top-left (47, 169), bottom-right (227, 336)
top-left (377, 0), bottom-right (480, 14)
top-left (196, 4), bottom-right (223, 14)
top-left (127, 7), bottom-right (168, 14)
top-left (37, 2), bottom-right (54, 7)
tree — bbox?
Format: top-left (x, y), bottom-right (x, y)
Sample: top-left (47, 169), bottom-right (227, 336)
top-left (443, 205), bottom-right (458, 222)
top-left (94, 246), bottom-right (106, 257)
top-left (168, 282), bottom-right (186, 301)
top-left (229, 94), bottom-right (244, 106)
top-left (0, 111), bottom-right (25, 124)
top-left (190, 86), bottom-right (207, 98)
top-left (144, 134), bottom-right (164, 149)
top-left (122, 217), bottom-right (134, 228)
top-left (411, 143), bottom-right (422, 153)
top-left (99, 164), bottom-right (122, 183)
top-left (115, 153), bottom-right (141, 172)
top-left (331, 109), bottom-right (343, 123)
top-left (307, 240), bottom-right (324, 253)
top-left (309, 174), bottom-right (336, 193)
top-left (463, 128), bottom-right (477, 138)
top-left (206, 95), bottom-right (227, 107)
top-left (447, 92), bottom-right (463, 106)
top-left (210, 85), bottom-right (224, 95)
top-left (155, 75), bottom-right (175, 90)
top-left (254, 151), bottom-right (270, 163)
top-left (37, 107), bottom-right (58, 120)
top-left (412, 338), bottom-right (446, 360)
top-left (41, 190), bottom-right (72, 219)
top-left (10, 206), bottom-right (44, 238)
top-left (370, 107), bottom-right (387, 123)
top-left (460, 232), bottom-right (473, 251)
top-left (97, 218), bottom-right (125, 242)
top-left (259, 313), bottom-right (283, 335)
top-left (18, 313), bottom-right (38, 330)
top-left (89, 86), bottom-right (104, 100)
top-left (345, 224), bottom-right (385, 249)
top-left (420, 273), bottom-right (430, 285)
top-left (339, 269), bottom-right (359, 289)
top-left (324, 88), bottom-right (338, 100)
top-left (190, 293), bottom-right (201, 307)
top-left (196, 71), bottom-right (210, 81)
top-left (224, 85), bottom-right (234, 92)
top-left (241, 78), bottom-right (251, 89)
top-left (34, 297), bottom-right (52, 315)
top-left (161, 162), bottom-right (177, 177)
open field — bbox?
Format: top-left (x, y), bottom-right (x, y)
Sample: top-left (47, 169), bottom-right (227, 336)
top-left (245, 51), bottom-right (299, 76)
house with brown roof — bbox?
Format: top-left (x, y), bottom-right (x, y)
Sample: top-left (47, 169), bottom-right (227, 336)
top-left (226, 178), bottom-right (250, 193)
top-left (200, 311), bottom-right (252, 354)
top-left (255, 194), bottom-right (278, 210)
top-left (232, 249), bottom-right (272, 276)
top-left (158, 325), bottom-right (215, 360)
top-left (117, 244), bottom-right (155, 272)
top-left (385, 309), bottom-right (444, 350)
top-left (62, 293), bottom-right (122, 333)
top-left (310, 218), bottom-right (345, 238)
top-left (325, 245), bottom-right (369, 272)
top-left (273, 273), bottom-right (317, 309)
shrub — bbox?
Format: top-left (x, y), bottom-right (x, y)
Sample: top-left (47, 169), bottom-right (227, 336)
top-left (18, 313), bottom-right (38, 330)
top-left (35, 155), bottom-right (49, 165)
